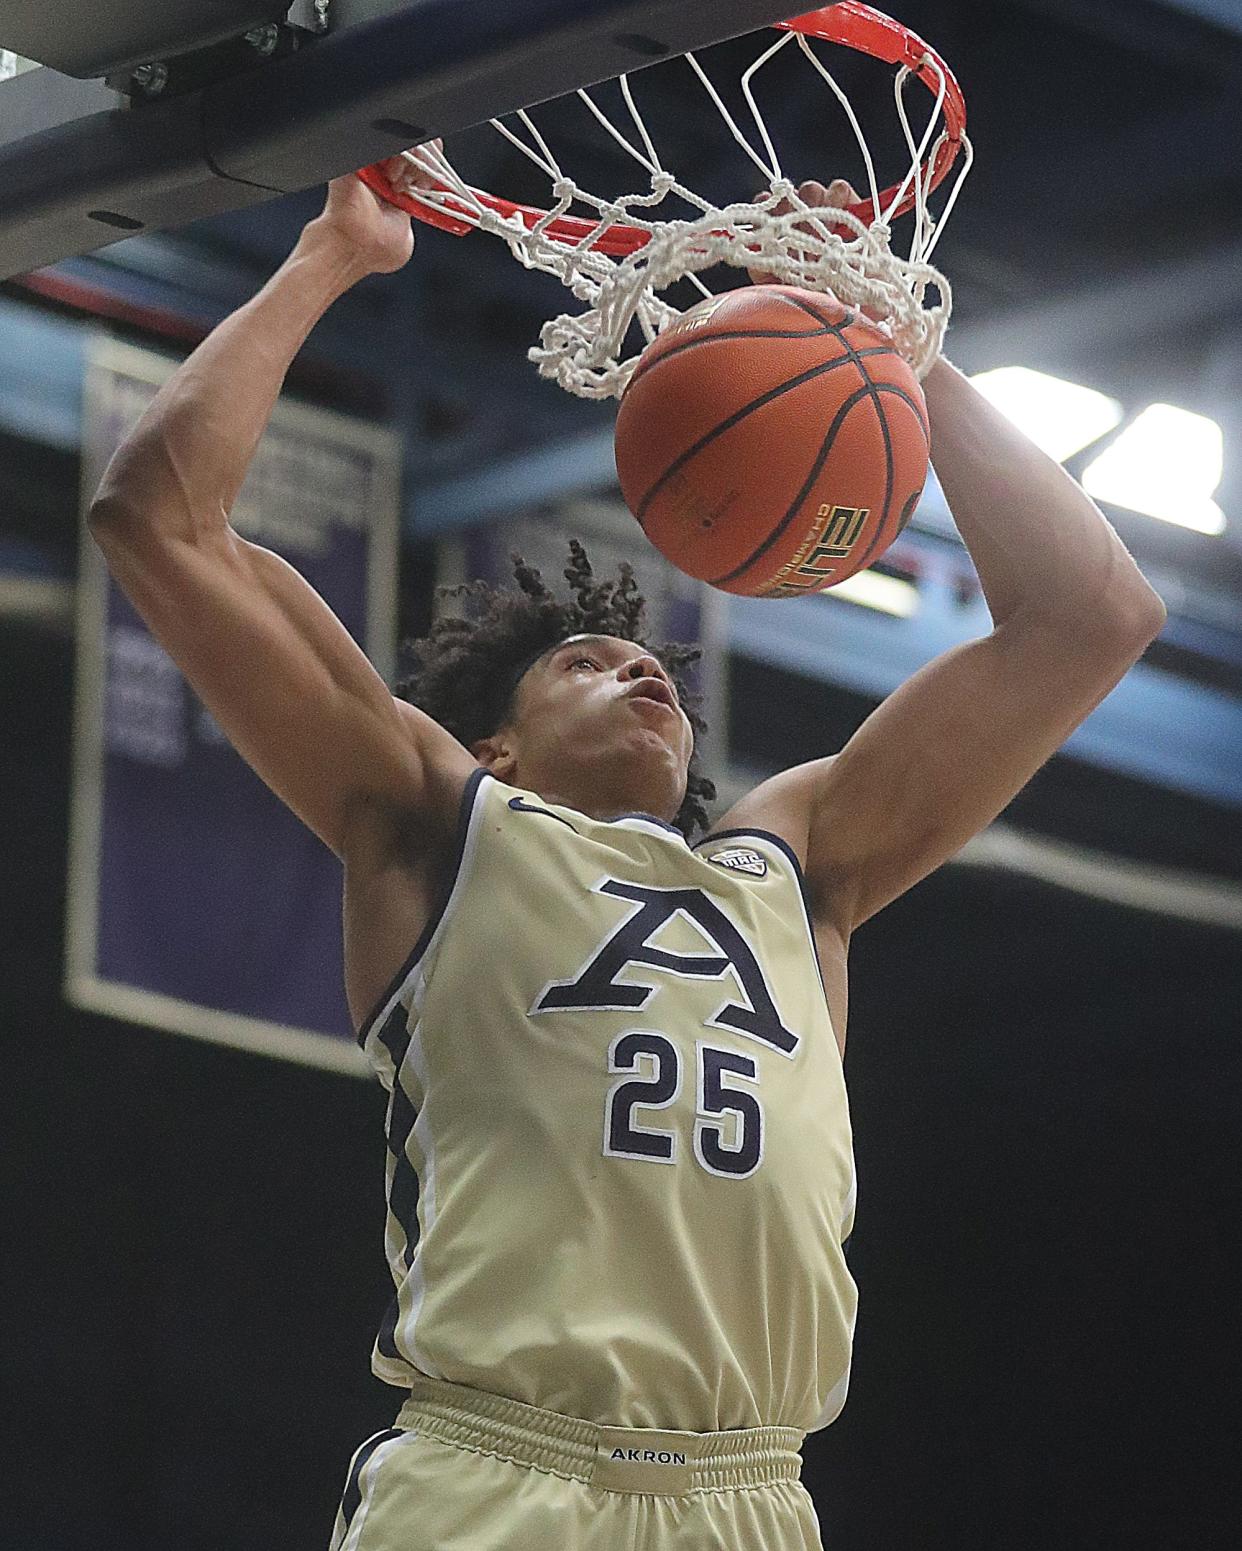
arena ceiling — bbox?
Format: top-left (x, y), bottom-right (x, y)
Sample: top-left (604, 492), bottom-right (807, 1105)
top-left (14, 0), bottom-right (1235, 578)
top-left (1, 0), bottom-right (1240, 838)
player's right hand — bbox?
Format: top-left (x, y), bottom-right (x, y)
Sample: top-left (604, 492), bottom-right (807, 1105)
top-left (310, 163), bottom-right (417, 276)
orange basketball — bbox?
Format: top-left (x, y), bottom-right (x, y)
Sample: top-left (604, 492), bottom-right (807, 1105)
top-left (614, 286), bottom-right (930, 597)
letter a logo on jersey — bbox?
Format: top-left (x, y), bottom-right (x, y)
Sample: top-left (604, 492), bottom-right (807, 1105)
top-left (532, 878), bottom-right (799, 1056)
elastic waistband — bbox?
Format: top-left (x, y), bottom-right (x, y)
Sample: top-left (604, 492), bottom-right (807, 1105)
top-left (395, 1377), bottom-right (805, 1496)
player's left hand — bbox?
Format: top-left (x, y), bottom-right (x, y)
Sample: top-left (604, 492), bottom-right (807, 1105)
top-left (747, 178), bottom-right (859, 285)
top-left (747, 178), bottom-right (886, 327)
top-left (791, 177), bottom-right (863, 219)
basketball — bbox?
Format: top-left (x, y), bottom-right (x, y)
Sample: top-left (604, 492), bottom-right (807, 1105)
top-left (614, 286), bottom-right (930, 597)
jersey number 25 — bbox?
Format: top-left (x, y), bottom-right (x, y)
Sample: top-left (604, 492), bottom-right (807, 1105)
top-left (603, 1031), bottom-right (763, 1179)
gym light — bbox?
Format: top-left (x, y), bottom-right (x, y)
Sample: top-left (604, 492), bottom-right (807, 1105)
top-left (1082, 405), bottom-right (1226, 536)
top-left (825, 570), bottom-right (919, 618)
top-left (970, 367), bottom-right (1124, 463)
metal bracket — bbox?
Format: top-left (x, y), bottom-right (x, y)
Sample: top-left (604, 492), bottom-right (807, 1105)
top-left (106, 21), bottom-right (311, 101)
top-left (286, 0), bottom-right (333, 34)
top-left (0, 1), bottom-right (809, 277)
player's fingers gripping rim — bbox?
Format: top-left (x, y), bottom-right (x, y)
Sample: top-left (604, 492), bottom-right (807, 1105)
top-left (746, 175), bottom-right (862, 286)
top-left (390, 139), bottom-right (446, 195)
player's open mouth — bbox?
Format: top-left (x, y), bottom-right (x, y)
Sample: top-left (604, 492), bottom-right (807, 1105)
top-left (625, 680), bottom-right (678, 712)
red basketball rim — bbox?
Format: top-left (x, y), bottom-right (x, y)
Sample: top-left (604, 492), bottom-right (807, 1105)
top-left (357, 2), bottom-right (967, 254)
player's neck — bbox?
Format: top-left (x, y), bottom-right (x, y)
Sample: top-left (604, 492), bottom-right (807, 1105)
top-left (518, 759), bottom-right (681, 828)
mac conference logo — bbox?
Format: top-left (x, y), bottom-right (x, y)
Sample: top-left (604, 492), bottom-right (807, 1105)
top-left (705, 846), bottom-right (767, 877)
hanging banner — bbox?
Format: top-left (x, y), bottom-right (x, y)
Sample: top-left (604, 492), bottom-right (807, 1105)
top-left (67, 336), bottom-right (399, 1074)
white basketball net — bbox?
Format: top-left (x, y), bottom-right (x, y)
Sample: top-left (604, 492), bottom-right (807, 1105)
top-left (383, 27), bottom-right (973, 400)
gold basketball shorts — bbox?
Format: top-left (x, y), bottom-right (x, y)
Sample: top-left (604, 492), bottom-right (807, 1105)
top-left (328, 1377), bottom-right (824, 1551)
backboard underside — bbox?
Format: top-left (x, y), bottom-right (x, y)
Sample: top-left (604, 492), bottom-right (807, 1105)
top-left (0, 0), bottom-right (805, 278)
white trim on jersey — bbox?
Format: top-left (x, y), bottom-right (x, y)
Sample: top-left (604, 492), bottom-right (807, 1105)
top-left (841, 1164), bottom-right (858, 1234)
top-left (812, 1358), bottom-right (853, 1433)
top-left (811, 1240), bottom-right (859, 1432)
top-left (397, 1022), bottom-right (443, 1377)
top-left (373, 776), bottom-right (490, 1383)
top-left (336, 1429), bottom-right (420, 1551)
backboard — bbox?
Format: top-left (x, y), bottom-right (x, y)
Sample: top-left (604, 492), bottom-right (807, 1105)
top-left (0, 0), bottom-right (808, 277)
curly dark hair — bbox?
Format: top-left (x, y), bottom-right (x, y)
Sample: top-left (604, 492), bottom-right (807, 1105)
top-left (396, 540), bottom-right (717, 837)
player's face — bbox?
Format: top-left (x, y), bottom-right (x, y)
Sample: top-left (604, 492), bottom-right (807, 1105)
top-left (503, 634), bottom-right (694, 817)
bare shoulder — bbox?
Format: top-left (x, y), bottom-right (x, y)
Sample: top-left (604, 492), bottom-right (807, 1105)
top-left (332, 696), bottom-right (477, 866)
top-left (390, 697), bottom-right (479, 831)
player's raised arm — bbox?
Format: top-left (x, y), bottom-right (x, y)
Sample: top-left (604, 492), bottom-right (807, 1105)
top-left (87, 170), bottom-right (475, 857)
top-left (728, 353), bottom-right (1167, 940)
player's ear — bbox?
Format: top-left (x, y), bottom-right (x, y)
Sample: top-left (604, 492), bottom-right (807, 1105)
top-left (471, 731), bottom-right (519, 780)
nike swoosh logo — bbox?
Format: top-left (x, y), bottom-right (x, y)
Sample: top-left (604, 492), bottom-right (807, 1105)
top-left (508, 796), bottom-right (578, 832)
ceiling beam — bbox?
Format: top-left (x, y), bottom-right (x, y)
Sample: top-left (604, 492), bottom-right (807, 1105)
top-left (0, 0), bottom-right (823, 277)
top-left (946, 234), bottom-right (1242, 371)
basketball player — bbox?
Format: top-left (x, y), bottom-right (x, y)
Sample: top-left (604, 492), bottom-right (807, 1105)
top-left (88, 169), bottom-right (1165, 1550)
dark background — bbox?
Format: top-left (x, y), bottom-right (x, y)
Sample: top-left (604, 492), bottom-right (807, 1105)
top-left (4, 0), bottom-right (1242, 1547)
top-left (5, 611), bottom-right (1240, 1550)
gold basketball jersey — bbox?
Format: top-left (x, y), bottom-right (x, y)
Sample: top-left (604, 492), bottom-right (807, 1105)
top-left (358, 771), bottom-right (857, 1433)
